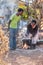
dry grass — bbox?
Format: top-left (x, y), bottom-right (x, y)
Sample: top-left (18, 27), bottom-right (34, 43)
top-left (0, 25), bottom-right (9, 55)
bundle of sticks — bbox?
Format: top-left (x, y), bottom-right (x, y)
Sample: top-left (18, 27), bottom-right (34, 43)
top-left (0, 25), bottom-right (9, 55)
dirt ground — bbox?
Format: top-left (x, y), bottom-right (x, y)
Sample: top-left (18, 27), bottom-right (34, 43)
top-left (0, 47), bottom-right (43, 65)
top-left (0, 24), bottom-right (43, 65)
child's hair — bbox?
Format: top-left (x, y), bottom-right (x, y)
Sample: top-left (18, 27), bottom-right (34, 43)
top-left (31, 20), bottom-right (36, 24)
top-left (18, 8), bottom-right (24, 12)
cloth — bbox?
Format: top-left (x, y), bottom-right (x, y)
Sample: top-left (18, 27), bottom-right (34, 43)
top-left (10, 14), bottom-right (21, 28)
top-left (27, 23), bottom-right (38, 37)
top-left (32, 31), bottom-right (39, 44)
top-left (28, 31), bottom-right (39, 44)
top-left (9, 28), bottom-right (17, 50)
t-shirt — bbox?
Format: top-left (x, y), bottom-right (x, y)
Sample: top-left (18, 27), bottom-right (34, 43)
top-left (10, 14), bottom-right (21, 28)
top-left (27, 23), bottom-right (38, 36)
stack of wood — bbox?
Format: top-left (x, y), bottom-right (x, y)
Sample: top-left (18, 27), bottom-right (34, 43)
top-left (40, 18), bottom-right (43, 30)
top-left (0, 25), bottom-right (9, 55)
